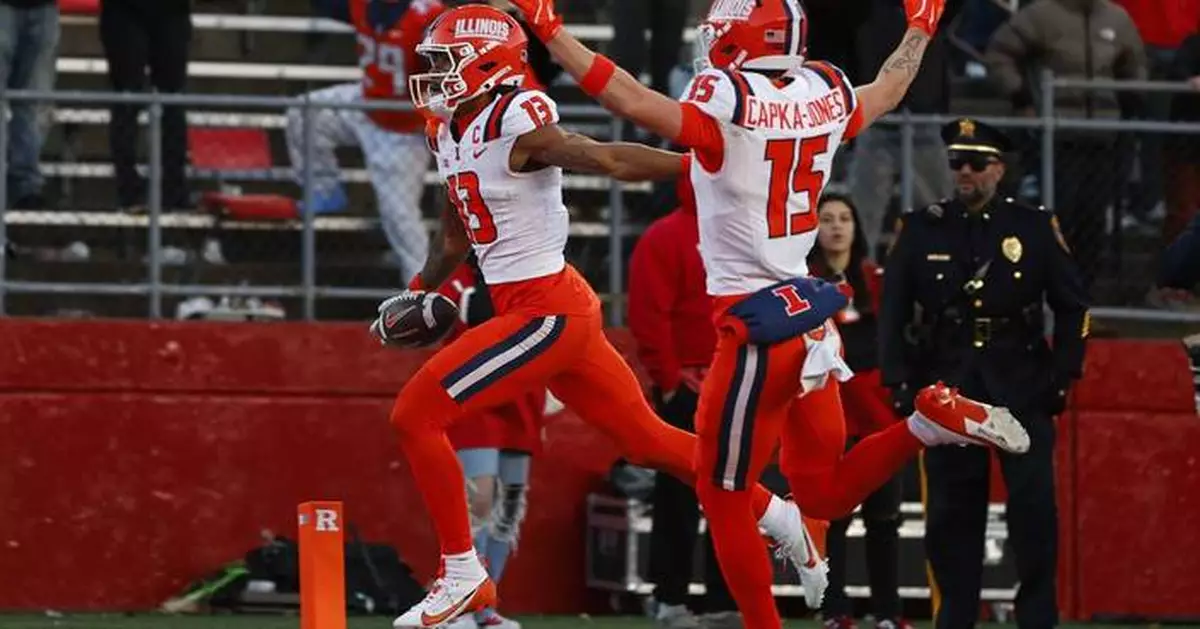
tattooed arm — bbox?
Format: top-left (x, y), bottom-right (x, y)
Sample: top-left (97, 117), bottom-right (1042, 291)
top-left (413, 190), bottom-right (470, 290)
top-left (854, 28), bottom-right (933, 129)
top-left (512, 124), bottom-right (683, 182)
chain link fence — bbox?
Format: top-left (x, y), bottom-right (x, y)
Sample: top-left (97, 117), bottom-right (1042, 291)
top-left (0, 89), bottom-right (635, 323)
top-left (1, 75), bottom-right (1198, 324)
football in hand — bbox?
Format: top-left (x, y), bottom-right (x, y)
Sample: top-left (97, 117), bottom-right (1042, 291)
top-left (374, 291), bottom-right (459, 349)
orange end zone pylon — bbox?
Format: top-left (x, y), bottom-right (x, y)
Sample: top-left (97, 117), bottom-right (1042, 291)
top-left (299, 501), bottom-right (347, 629)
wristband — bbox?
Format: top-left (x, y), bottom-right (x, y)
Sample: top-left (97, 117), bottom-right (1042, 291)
top-left (580, 54), bottom-right (617, 98)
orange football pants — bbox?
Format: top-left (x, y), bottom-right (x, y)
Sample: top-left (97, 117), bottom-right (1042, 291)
top-left (389, 267), bottom-right (776, 557)
top-left (695, 323), bottom-right (923, 629)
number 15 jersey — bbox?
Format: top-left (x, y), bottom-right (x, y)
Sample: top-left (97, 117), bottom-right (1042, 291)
top-left (679, 63), bottom-right (864, 297)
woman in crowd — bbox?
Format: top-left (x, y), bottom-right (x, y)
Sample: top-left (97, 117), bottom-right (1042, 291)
top-left (808, 194), bottom-right (910, 629)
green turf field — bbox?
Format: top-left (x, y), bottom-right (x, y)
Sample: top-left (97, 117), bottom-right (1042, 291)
top-left (0, 617), bottom-right (1190, 629)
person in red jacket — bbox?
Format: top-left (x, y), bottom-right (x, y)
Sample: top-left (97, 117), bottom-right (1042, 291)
top-left (436, 254), bottom-right (546, 629)
top-left (627, 156), bottom-right (738, 628)
top-left (808, 193), bottom-right (909, 629)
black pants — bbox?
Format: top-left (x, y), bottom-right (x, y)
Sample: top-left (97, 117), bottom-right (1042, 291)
top-left (648, 386), bottom-right (735, 613)
top-left (922, 408), bottom-right (1058, 629)
top-left (1054, 133), bottom-right (1118, 291)
top-left (99, 0), bottom-right (192, 208)
top-left (823, 438), bottom-right (903, 620)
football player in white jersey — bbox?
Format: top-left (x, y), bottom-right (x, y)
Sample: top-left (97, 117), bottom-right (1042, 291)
top-left (381, 5), bottom-right (842, 626)
top-left (509, 1), bottom-right (1033, 628)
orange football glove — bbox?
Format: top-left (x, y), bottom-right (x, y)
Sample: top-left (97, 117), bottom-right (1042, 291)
top-left (905, 0), bottom-right (946, 36)
top-left (508, 0), bottom-right (563, 42)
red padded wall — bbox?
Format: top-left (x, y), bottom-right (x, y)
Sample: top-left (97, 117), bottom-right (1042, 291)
top-left (1, 320), bottom-right (1197, 618)
top-left (0, 319), bottom-right (630, 612)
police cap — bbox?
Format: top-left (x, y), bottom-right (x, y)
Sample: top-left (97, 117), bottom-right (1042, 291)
top-left (941, 118), bottom-right (1011, 156)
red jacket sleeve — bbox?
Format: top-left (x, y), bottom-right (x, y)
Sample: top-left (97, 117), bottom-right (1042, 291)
top-left (627, 218), bottom-right (683, 392)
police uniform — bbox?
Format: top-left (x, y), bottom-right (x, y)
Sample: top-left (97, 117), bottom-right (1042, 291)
top-left (878, 119), bottom-right (1090, 629)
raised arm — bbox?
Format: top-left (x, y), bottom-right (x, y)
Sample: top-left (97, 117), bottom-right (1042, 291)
top-left (508, 0), bottom-right (686, 142)
top-left (853, 0), bottom-right (947, 129)
top-left (513, 124), bottom-right (683, 182)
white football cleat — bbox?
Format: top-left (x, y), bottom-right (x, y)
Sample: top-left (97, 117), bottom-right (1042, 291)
top-left (392, 569), bottom-right (496, 628)
top-left (912, 382), bottom-right (1031, 454)
top-left (761, 498), bottom-right (829, 609)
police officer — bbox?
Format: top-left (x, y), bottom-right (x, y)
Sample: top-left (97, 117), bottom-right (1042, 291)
top-left (879, 119), bottom-right (1090, 629)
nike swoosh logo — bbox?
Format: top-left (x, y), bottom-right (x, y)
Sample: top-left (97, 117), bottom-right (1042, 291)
top-left (418, 583), bottom-right (481, 626)
top-left (384, 305), bottom-right (415, 329)
top-left (472, 148), bottom-right (488, 159)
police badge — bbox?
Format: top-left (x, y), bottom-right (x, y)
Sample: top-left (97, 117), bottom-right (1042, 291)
top-left (1002, 237), bottom-right (1023, 263)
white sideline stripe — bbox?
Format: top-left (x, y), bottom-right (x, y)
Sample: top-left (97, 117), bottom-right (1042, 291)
top-left (622, 583), bottom-right (1017, 601)
top-left (36, 162), bottom-right (651, 194)
top-left (60, 13), bottom-right (699, 43)
top-left (3, 210), bottom-right (642, 238)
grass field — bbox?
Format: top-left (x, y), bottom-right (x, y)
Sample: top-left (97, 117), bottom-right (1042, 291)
top-left (0, 617), bottom-right (1191, 629)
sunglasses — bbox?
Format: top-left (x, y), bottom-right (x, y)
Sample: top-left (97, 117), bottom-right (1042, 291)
top-left (948, 151), bottom-right (1000, 172)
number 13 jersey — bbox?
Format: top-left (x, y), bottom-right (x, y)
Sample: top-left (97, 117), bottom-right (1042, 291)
top-left (427, 88), bottom-right (570, 286)
top-left (679, 63), bottom-right (864, 297)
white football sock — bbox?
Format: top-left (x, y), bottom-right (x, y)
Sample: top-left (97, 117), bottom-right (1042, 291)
top-left (444, 551), bottom-right (487, 581)
top-left (758, 494), bottom-right (789, 534)
top-left (907, 410), bottom-right (960, 447)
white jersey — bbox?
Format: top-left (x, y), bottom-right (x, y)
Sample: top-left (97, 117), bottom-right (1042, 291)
top-left (428, 88), bottom-right (569, 285)
top-left (681, 63), bottom-right (862, 296)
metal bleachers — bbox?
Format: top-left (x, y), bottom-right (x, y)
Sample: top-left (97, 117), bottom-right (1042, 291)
top-left (4, 3), bottom-right (660, 319)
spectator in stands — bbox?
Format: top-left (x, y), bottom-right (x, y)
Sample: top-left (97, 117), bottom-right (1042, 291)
top-left (985, 0), bottom-right (1147, 290)
top-left (849, 0), bottom-right (963, 258)
top-left (1113, 0), bottom-right (1200, 228)
top-left (609, 0), bottom-right (688, 142)
top-left (286, 0), bottom-right (443, 279)
top-left (628, 157), bottom-right (739, 629)
top-left (1164, 27), bottom-right (1200, 245)
top-left (807, 193), bottom-right (908, 629)
top-left (0, 0), bottom-right (58, 209)
top-left (100, 0), bottom-right (192, 211)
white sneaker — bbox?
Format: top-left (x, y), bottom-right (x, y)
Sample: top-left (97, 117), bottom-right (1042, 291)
top-left (759, 497), bottom-right (829, 609)
top-left (477, 610), bottom-right (522, 629)
top-left (392, 565), bottom-right (496, 628)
